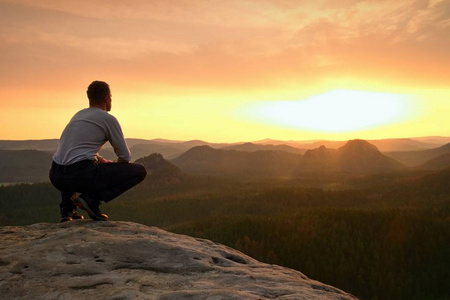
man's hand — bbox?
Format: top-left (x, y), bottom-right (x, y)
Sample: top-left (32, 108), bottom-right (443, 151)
top-left (99, 157), bottom-right (114, 164)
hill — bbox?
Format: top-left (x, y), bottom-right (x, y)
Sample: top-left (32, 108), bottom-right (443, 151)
top-left (385, 142), bottom-right (450, 167)
top-left (300, 145), bottom-right (339, 173)
top-left (336, 139), bottom-right (405, 174)
top-left (0, 221), bottom-right (356, 299)
top-left (135, 153), bottom-right (183, 187)
top-left (293, 138), bottom-right (441, 152)
top-left (103, 139), bottom-right (235, 161)
top-left (367, 138), bottom-right (441, 152)
top-left (171, 145), bottom-right (301, 177)
top-left (172, 140), bottom-right (404, 177)
top-left (221, 142), bottom-right (306, 154)
top-left (419, 152), bottom-right (450, 170)
top-left (0, 139), bottom-right (59, 152)
top-left (0, 150), bottom-right (53, 183)
top-left (296, 140), bottom-right (404, 175)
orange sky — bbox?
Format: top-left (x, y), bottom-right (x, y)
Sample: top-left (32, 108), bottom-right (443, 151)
top-left (1, 0), bottom-right (449, 142)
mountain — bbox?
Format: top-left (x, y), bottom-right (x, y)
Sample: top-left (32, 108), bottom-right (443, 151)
top-left (172, 140), bottom-right (404, 177)
top-left (103, 139), bottom-right (235, 161)
top-left (385, 143), bottom-right (450, 167)
top-left (296, 140), bottom-right (404, 175)
top-left (412, 136), bottom-right (450, 146)
top-left (297, 138), bottom-right (440, 152)
top-left (301, 146), bottom-right (339, 172)
top-left (419, 153), bottom-right (450, 170)
top-left (0, 150), bottom-right (53, 183)
top-left (220, 142), bottom-right (306, 154)
top-left (128, 143), bottom-right (191, 161)
top-left (368, 138), bottom-right (440, 152)
top-left (136, 153), bottom-right (183, 187)
top-left (2, 136), bottom-right (448, 156)
top-left (171, 145), bottom-right (301, 177)
top-left (0, 139), bottom-right (59, 152)
top-left (336, 139), bottom-right (405, 174)
top-left (0, 221), bottom-right (356, 299)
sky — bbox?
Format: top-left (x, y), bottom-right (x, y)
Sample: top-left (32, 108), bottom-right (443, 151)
top-left (1, 0), bottom-right (449, 143)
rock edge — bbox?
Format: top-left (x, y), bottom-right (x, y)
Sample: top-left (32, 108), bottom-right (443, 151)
top-left (0, 221), bottom-right (357, 300)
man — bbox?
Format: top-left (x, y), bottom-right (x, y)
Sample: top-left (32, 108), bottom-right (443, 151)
top-left (49, 81), bottom-right (147, 222)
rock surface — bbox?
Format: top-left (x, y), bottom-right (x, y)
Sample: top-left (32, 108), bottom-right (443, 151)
top-left (0, 221), bottom-right (357, 299)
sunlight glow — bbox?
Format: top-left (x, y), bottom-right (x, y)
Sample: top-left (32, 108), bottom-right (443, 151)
top-left (241, 90), bottom-right (418, 133)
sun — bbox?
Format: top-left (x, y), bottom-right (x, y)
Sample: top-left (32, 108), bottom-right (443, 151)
top-left (240, 89), bottom-right (418, 133)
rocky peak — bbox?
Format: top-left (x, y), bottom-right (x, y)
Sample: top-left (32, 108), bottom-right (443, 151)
top-left (136, 153), bottom-right (183, 187)
top-left (338, 139), bottom-right (380, 155)
top-left (0, 221), bottom-right (357, 299)
top-left (175, 145), bottom-right (219, 161)
top-left (337, 139), bottom-right (403, 174)
top-left (304, 145), bottom-right (336, 159)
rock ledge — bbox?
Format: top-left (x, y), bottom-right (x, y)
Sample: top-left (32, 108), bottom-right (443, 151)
top-left (0, 221), bottom-right (357, 299)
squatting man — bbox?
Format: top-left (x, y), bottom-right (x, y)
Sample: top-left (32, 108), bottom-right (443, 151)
top-left (50, 81), bottom-right (147, 222)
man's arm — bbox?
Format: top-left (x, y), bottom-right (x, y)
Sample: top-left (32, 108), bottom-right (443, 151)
top-left (105, 115), bottom-right (131, 162)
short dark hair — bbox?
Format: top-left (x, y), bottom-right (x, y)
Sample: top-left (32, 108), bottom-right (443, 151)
top-left (87, 81), bottom-right (110, 105)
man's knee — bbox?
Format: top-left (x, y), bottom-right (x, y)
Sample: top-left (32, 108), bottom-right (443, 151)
top-left (133, 163), bottom-right (147, 180)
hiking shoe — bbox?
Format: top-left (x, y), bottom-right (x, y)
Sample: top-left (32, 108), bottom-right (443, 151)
top-left (60, 209), bottom-right (85, 223)
top-left (76, 197), bottom-right (108, 221)
top-left (72, 210), bottom-right (84, 220)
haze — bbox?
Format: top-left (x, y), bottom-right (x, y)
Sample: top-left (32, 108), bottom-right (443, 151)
top-left (1, 0), bottom-right (449, 142)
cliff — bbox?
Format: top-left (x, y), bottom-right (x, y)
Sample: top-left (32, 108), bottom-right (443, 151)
top-left (0, 221), bottom-right (356, 299)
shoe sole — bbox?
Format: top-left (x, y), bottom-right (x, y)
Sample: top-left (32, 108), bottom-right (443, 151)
top-left (77, 198), bottom-right (108, 221)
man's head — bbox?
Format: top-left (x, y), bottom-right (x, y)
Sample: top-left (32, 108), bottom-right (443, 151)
top-left (87, 81), bottom-right (112, 111)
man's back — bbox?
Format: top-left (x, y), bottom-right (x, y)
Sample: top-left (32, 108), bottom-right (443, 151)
top-left (53, 107), bottom-right (130, 165)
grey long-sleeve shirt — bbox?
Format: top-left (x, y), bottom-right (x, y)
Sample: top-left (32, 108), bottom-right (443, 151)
top-left (53, 108), bottom-right (131, 165)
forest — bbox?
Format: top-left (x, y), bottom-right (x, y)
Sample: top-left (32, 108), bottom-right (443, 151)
top-left (1, 167), bottom-right (449, 300)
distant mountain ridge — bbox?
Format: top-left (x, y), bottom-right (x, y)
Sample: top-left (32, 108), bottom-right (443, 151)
top-left (2, 136), bottom-right (448, 155)
top-left (418, 152), bottom-right (450, 170)
top-left (0, 150), bottom-right (53, 183)
top-left (172, 140), bottom-right (405, 176)
top-left (336, 139), bottom-right (404, 174)
top-left (2, 137), bottom-right (450, 183)
top-left (0, 139), bottom-right (59, 152)
top-left (385, 143), bottom-right (450, 167)
top-left (220, 142), bottom-right (306, 154)
top-left (136, 153), bottom-right (183, 187)
top-left (253, 137), bottom-right (449, 152)
top-left (172, 145), bottom-right (300, 177)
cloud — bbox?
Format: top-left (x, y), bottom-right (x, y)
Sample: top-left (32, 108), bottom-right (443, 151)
top-left (1, 0), bottom-right (449, 91)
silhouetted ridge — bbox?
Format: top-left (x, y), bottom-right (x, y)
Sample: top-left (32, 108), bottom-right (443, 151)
top-left (172, 146), bottom-right (300, 176)
top-left (221, 142), bottom-right (305, 154)
top-left (301, 146), bottom-right (338, 172)
top-left (171, 140), bottom-right (405, 176)
top-left (419, 152), bottom-right (450, 170)
top-left (0, 150), bottom-right (53, 182)
top-left (304, 145), bottom-right (337, 159)
top-left (385, 142), bottom-right (450, 167)
top-left (296, 140), bottom-right (404, 175)
top-left (339, 139), bottom-right (380, 154)
top-left (337, 140), bottom-right (404, 174)
top-left (136, 153), bottom-right (182, 187)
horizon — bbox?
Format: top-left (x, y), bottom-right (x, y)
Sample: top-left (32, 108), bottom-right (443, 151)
top-left (1, 1), bottom-right (449, 142)
top-left (1, 134), bottom-right (449, 146)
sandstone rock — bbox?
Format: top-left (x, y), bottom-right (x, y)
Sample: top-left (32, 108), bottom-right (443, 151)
top-left (0, 221), bottom-right (357, 299)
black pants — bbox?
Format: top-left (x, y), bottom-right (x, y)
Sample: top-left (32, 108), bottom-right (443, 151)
top-left (49, 160), bottom-right (147, 211)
